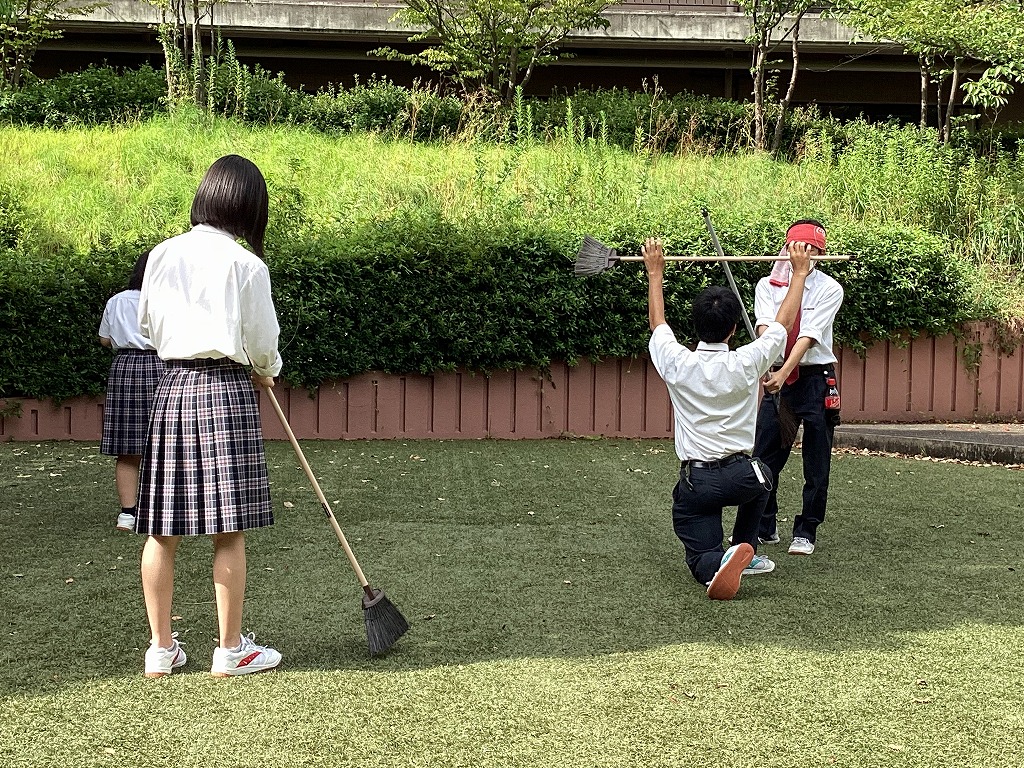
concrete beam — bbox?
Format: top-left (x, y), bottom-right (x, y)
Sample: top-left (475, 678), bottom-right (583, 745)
top-left (67, 0), bottom-right (883, 51)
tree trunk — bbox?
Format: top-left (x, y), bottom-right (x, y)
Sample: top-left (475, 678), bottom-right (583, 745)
top-left (11, 44), bottom-right (25, 90)
top-left (919, 55), bottom-right (929, 130)
top-left (752, 45), bottom-right (769, 151)
top-left (190, 0), bottom-right (204, 105)
top-left (942, 58), bottom-right (960, 144)
top-left (770, 19), bottom-right (801, 156)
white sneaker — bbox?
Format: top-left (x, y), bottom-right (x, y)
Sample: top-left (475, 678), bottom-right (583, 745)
top-left (743, 555), bottom-right (776, 575)
top-left (211, 633), bottom-right (282, 677)
top-left (789, 537), bottom-right (815, 555)
top-left (144, 635), bottom-right (186, 678)
top-left (116, 512), bottom-right (135, 532)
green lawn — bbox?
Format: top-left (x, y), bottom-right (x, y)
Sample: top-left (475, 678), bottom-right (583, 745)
top-left (1, 439), bottom-right (1022, 767)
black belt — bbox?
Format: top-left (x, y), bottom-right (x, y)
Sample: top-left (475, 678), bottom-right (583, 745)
top-left (166, 357), bottom-right (242, 369)
top-left (771, 363), bottom-right (833, 372)
top-left (684, 453), bottom-right (748, 469)
top-left (115, 348), bottom-right (158, 355)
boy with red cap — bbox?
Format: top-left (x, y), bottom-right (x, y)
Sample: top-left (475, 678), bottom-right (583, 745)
top-left (753, 219), bottom-right (844, 556)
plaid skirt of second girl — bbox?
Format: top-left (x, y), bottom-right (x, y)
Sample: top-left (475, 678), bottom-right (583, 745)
top-left (100, 350), bottom-right (166, 456)
top-left (136, 358), bottom-right (274, 536)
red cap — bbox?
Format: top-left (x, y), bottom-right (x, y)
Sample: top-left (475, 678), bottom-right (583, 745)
top-left (786, 223), bottom-right (826, 252)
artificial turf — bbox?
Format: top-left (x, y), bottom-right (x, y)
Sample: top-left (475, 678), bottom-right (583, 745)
top-left (1, 439), bottom-right (1022, 767)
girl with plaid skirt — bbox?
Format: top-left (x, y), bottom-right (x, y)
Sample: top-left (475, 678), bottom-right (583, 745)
top-left (137, 155), bottom-right (283, 678)
top-left (98, 250), bottom-right (165, 533)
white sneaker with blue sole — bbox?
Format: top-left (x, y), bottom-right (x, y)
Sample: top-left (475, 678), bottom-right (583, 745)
top-left (743, 554), bottom-right (776, 575)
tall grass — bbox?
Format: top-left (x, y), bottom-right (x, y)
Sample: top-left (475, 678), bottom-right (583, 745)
top-left (0, 112), bottom-right (1020, 313)
top-left (801, 124), bottom-right (1024, 269)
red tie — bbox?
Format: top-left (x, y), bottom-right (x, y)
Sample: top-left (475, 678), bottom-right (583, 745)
top-left (784, 309), bottom-right (801, 385)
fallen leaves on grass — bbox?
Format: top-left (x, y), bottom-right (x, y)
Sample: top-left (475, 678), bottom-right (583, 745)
top-left (835, 446), bottom-right (1023, 471)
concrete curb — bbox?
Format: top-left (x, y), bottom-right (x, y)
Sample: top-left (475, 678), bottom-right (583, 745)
top-left (834, 426), bottom-right (1024, 465)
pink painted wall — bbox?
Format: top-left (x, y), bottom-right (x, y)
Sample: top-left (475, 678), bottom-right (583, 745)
top-left (2, 323), bottom-right (1020, 441)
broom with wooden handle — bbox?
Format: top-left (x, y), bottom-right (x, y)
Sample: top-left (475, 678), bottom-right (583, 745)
top-left (574, 235), bottom-right (850, 276)
top-left (265, 387), bottom-right (409, 656)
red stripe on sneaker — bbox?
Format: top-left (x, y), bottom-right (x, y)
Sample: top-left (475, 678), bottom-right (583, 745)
top-left (236, 652), bottom-right (262, 668)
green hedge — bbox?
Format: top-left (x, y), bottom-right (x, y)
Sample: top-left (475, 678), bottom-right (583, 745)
top-left (0, 215), bottom-right (975, 401)
top-left (0, 249), bottom-right (129, 401)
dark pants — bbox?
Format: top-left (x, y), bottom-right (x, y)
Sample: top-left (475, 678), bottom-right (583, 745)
top-left (672, 456), bottom-right (773, 585)
top-left (753, 364), bottom-right (837, 543)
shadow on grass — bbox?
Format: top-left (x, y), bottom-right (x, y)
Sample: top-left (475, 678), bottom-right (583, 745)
top-left (2, 440), bottom-right (1021, 694)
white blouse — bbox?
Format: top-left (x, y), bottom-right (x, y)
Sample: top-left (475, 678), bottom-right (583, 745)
top-left (139, 225), bottom-right (282, 377)
top-left (99, 290), bottom-right (154, 350)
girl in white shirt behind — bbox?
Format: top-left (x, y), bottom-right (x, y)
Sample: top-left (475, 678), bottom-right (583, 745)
top-left (98, 250), bottom-right (165, 533)
top-left (136, 155), bottom-right (283, 679)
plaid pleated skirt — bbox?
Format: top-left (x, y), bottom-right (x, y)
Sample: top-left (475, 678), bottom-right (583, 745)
top-left (100, 349), bottom-right (166, 456)
top-left (136, 358), bottom-right (274, 536)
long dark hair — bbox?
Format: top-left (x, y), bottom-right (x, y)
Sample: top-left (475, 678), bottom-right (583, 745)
top-left (127, 249), bottom-right (151, 291)
top-left (190, 154), bottom-right (269, 258)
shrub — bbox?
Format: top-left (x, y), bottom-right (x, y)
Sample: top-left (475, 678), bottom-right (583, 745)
top-left (527, 86), bottom-right (755, 153)
top-left (292, 78), bottom-right (465, 140)
top-left (0, 249), bottom-right (129, 401)
top-left (0, 65), bottom-right (167, 126)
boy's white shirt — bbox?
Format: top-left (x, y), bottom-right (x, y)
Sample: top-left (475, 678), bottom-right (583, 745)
top-left (649, 322), bottom-right (787, 462)
top-left (754, 269), bottom-right (844, 366)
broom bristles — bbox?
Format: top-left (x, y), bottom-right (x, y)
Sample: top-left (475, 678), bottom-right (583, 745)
top-left (777, 395), bottom-right (800, 447)
top-left (575, 235), bottom-right (618, 276)
top-left (362, 588), bottom-right (409, 656)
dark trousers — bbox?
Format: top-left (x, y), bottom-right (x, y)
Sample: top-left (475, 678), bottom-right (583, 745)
top-left (672, 456), bottom-right (773, 586)
top-left (753, 365), bottom-right (837, 543)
